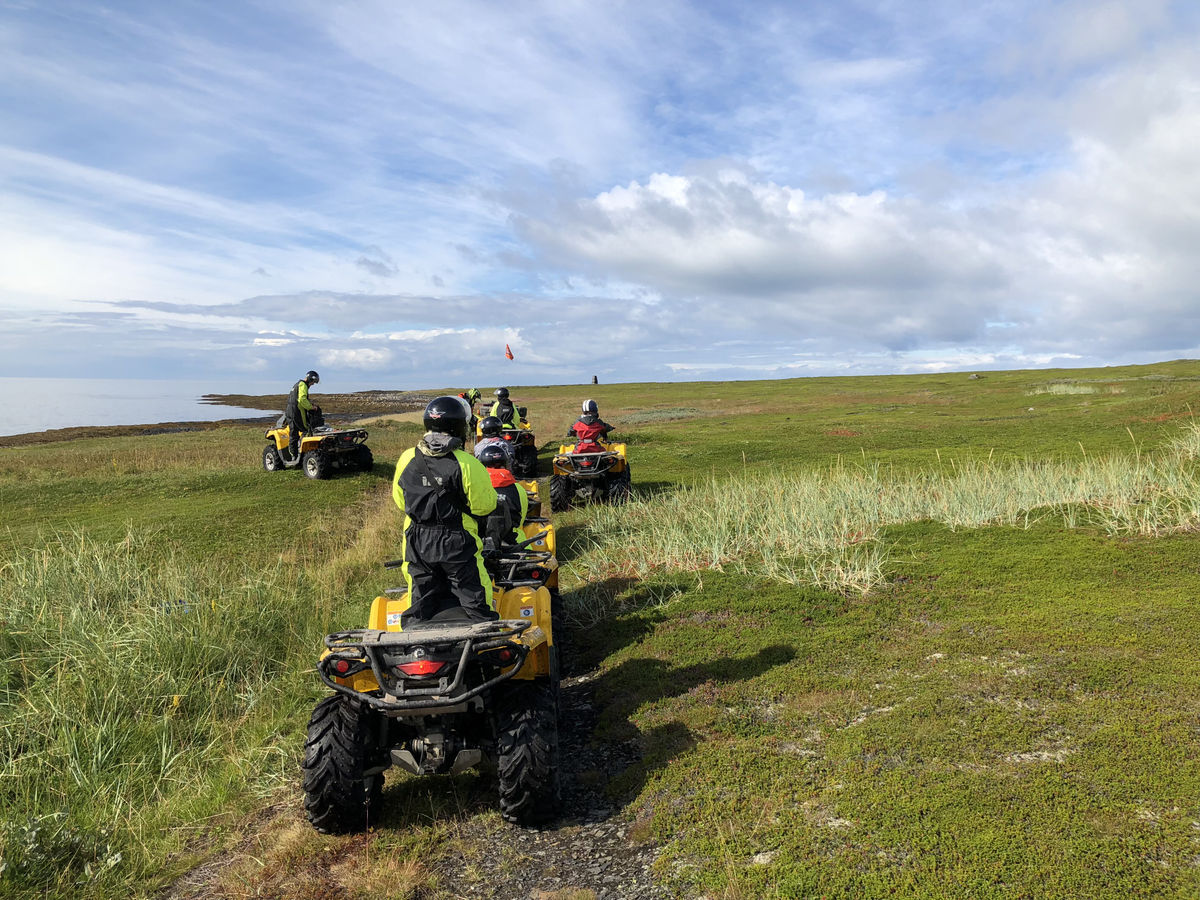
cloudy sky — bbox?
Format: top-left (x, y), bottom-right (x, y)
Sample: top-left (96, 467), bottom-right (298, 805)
top-left (3, 0), bottom-right (1199, 389)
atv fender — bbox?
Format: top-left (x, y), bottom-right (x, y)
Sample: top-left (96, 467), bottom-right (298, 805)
top-left (496, 585), bottom-right (553, 679)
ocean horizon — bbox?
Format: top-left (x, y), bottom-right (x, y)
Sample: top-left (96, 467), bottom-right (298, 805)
top-left (0, 376), bottom-right (284, 438)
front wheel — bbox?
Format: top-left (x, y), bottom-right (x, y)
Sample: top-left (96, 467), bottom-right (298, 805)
top-left (301, 695), bottom-right (385, 834)
top-left (302, 449), bottom-right (330, 479)
top-left (549, 474), bottom-right (571, 513)
top-left (495, 681), bottom-right (560, 826)
top-left (262, 444), bottom-right (283, 472)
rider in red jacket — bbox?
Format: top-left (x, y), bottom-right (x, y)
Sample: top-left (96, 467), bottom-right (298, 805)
top-left (566, 399), bottom-right (613, 451)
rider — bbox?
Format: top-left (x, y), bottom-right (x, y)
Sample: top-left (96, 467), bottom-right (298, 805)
top-left (474, 415), bottom-right (514, 467)
top-left (458, 388), bottom-right (481, 435)
top-left (490, 388), bottom-right (521, 430)
top-left (391, 396), bottom-right (498, 626)
top-left (285, 370), bottom-right (320, 460)
top-left (566, 399), bottom-right (613, 450)
top-left (478, 443), bottom-right (528, 547)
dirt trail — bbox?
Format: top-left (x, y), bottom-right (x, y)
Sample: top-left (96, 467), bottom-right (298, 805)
top-left (163, 664), bottom-right (673, 900)
top-left (426, 672), bottom-right (669, 900)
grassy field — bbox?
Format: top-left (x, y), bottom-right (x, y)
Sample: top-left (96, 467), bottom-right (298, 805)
top-left (3, 361), bottom-right (1200, 897)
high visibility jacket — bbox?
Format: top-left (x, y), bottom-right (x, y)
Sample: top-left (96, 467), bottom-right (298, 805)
top-left (490, 399), bottom-right (518, 427)
top-left (392, 438), bottom-right (497, 540)
top-left (287, 379), bottom-right (315, 428)
top-left (392, 435), bottom-right (499, 622)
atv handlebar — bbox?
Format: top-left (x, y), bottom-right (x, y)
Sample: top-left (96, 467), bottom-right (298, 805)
top-left (383, 530), bottom-right (549, 570)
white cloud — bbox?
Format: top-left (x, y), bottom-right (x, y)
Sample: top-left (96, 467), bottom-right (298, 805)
top-left (2, 0), bottom-right (1200, 388)
top-left (316, 347), bottom-right (394, 369)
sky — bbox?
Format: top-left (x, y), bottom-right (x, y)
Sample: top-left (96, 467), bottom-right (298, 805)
top-left (3, 0), bottom-right (1200, 390)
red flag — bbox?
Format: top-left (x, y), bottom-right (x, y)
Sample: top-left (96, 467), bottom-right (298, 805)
top-left (504, 343), bottom-right (514, 360)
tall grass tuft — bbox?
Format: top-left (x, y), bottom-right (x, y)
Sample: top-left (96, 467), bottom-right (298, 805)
top-left (1026, 382), bottom-right (1097, 395)
top-left (0, 529), bottom-right (328, 896)
top-left (577, 422), bottom-right (1200, 595)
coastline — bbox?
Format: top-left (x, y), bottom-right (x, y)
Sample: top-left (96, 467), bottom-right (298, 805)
top-left (0, 390), bottom-right (432, 449)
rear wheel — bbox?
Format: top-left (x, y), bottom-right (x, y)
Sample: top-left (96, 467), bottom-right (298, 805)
top-left (608, 467), bottom-right (633, 504)
top-left (301, 695), bottom-right (385, 834)
top-left (549, 474), bottom-right (571, 513)
top-left (262, 444), bottom-right (283, 472)
top-left (495, 681), bottom-right (559, 826)
top-left (302, 449), bottom-right (330, 479)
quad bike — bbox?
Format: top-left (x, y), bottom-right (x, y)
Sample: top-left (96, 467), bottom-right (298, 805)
top-left (549, 439), bottom-right (631, 512)
top-left (301, 533), bottom-right (561, 833)
top-left (477, 405), bottom-right (539, 479)
top-left (262, 408), bottom-right (372, 479)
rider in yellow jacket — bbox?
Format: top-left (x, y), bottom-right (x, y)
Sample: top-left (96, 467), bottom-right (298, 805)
top-left (392, 396), bottom-right (498, 626)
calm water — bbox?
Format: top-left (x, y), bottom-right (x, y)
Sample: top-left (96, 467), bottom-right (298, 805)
top-left (0, 377), bottom-right (283, 437)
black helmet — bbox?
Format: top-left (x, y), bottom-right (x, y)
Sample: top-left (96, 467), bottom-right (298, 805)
top-left (478, 444), bottom-right (509, 469)
top-left (495, 387), bottom-right (510, 400)
top-left (305, 370), bottom-right (320, 385)
top-left (423, 395), bottom-right (469, 441)
top-left (480, 415), bottom-right (502, 437)
top-left (581, 399), bottom-right (598, 416)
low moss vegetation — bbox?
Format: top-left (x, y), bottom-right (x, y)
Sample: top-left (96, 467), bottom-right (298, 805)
top-left (3, 361), bottom-right (1200, 897)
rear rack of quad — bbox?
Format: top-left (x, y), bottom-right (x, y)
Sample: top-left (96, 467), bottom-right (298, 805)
top-left (313, 427), bottom-right (369, 448)
top-left (556, 450), bottom-right (620, 475)
top-left (318, 621), bottom-right (533, 711)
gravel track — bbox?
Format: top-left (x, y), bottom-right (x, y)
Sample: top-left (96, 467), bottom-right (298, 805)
top-left (427, 671), bottom-right (671, 900)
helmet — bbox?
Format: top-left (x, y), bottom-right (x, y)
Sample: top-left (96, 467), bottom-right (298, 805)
top-left (581, 399), bottom-right (598, 416)
top-left (495, 387), bottom-right (510, 400)
top-left (480, 415), bottom-right (502, 437)
top-left (305, 370), bottom-right (320, 385)
top-left (455, 395), bottom-right (472, 420)
top-left (423, 395), bottom-right (470, 441)
top-left (478, 444), bottom-right (509, 469)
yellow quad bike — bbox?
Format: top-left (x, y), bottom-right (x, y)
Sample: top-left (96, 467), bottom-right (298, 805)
top-left (262, 409), bottom-right (372, 479)
top-left (301, 533), bottom-right (561, 833)
top-left (549, 440), bottom-right (632, 512)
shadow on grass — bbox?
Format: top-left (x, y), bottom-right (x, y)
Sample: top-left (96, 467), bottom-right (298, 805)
top-left (550, 521), bottom-right (589, 564)
top-left (374, 769), bottom-right (500, 831)
top-left (629, 480), bottom-right (675, 499)
top-left (572, 643), bottom-right (797, 821)
top-left (556, 576), bottom-right (667, 671)
top-left (364, 622), bottom-right (794, 836)
top-left (597, 643), bottom-right (797, 743)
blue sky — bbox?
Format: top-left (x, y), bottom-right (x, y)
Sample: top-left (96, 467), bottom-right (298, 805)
top-left (3, 0), bottom-right (1199, 389)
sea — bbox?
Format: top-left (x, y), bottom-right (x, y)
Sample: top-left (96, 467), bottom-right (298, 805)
top-left (0, 377), bottom-right (284, 438)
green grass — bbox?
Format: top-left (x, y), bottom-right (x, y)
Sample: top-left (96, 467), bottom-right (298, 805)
top-left (4, 360), bottom-right (1200, 897)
